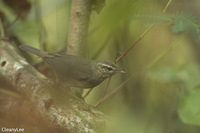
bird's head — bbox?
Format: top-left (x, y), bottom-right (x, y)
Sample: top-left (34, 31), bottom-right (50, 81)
top-left (96, 61), bottom-right (125, 79)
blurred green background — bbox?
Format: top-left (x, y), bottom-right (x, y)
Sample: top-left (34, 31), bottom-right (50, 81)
top-left (1, 0), bottom-right (200, 132)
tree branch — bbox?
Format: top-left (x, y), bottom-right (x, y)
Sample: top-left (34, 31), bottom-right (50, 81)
top-left (67, 0), bottom-right (92, 56)
top-left (0, 40), bottom-right (108, 133)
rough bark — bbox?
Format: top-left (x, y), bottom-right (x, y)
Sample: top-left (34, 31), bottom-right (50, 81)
top-left (0, 40), bottom-right (108, 133)
top-left (67, 0), bottom-right (92, 56)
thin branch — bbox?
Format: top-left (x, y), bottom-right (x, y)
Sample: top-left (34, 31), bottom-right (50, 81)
top-left (163, 0), bottom-right (173, 13)
top-left (95, 0), bottom-right (173, 106)
top-left (98, 22), bottom-right (179, 107)
top-left (83, 31), bottom-right (115, 99)
top-left (83, 87), bottom-right (94, 99)
top-left (115, 0), bottom-right (173, 63)
top-left (95, 78), bottom-right (111, 106)
top-left (95, 52), bottom-right (120, 105)
top-left (95, 76), bottom-right (132, 107)
top-left (115, 25), bottom-right (153, 63)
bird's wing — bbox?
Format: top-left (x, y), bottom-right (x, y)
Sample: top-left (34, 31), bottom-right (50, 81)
top-left (43, 54), bottom-right (94, 81)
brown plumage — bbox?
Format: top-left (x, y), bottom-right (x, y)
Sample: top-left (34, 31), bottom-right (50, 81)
top-left (19, 44), bottom-right (125, 88)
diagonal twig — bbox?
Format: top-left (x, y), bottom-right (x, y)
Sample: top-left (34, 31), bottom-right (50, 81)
top-left (95, 76), bottom-right (132, 107)
top-left (95, 52), bottom-right (122, 105)
top-left (115, 0), bottom-right (173, 63)
top-left (95, 0), bottom-right (173, 106)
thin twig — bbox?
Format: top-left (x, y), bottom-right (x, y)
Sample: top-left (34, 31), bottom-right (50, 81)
top-left (83, 87), bottom-right (94, 98)
top-left (163, 0), bottom-right (172, 13)
top-left (95, 76), bottom-right (132, 107)
top-left (101, 77), bottom-right (111, 98)
top-left (115, 0), bottom-right (173, 63)
top-left (95, 36), bottom-right (179, 106)
top-left (95, 52), bottom-right (121, 104)
top-left (95, 0), bottom-right (173, 106)
top-left (95, 77), bottom-right (111, 104)
top-left (115, 25), bottom-right (153, 63)
top-left (96, 36), bottom-right (179, 106)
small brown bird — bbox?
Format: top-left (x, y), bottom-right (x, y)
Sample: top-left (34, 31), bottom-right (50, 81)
top-left (19, 45), bottom-right (125, 88)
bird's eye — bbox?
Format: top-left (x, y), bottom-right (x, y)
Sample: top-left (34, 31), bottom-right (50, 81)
top-left (106, 66), bottom-right (113, 71)
top-left (101, 64), bottom-right (114, 72)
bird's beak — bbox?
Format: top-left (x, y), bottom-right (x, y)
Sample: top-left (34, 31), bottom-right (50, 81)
top-left (116, 69), bottom-right (126, 74)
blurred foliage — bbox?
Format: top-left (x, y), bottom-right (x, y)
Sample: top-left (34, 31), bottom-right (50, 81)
top-left (133, 11), bottom-right (200, 41)
top-left (1, 0), bottom-right (200, 133)
top-left (179, 86), bottom-right (200, 125)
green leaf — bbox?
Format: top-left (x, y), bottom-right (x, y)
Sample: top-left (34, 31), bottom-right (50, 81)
top-left (171, 12), bottom-right (200, 37)
top-left (178, 87), bottom-right (200, 125)
top-left (131, 11), bottom-right (200, 41)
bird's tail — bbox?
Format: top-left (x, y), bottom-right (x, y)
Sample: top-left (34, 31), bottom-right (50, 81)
top-left (19, 44), bottom-right (48, 57)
